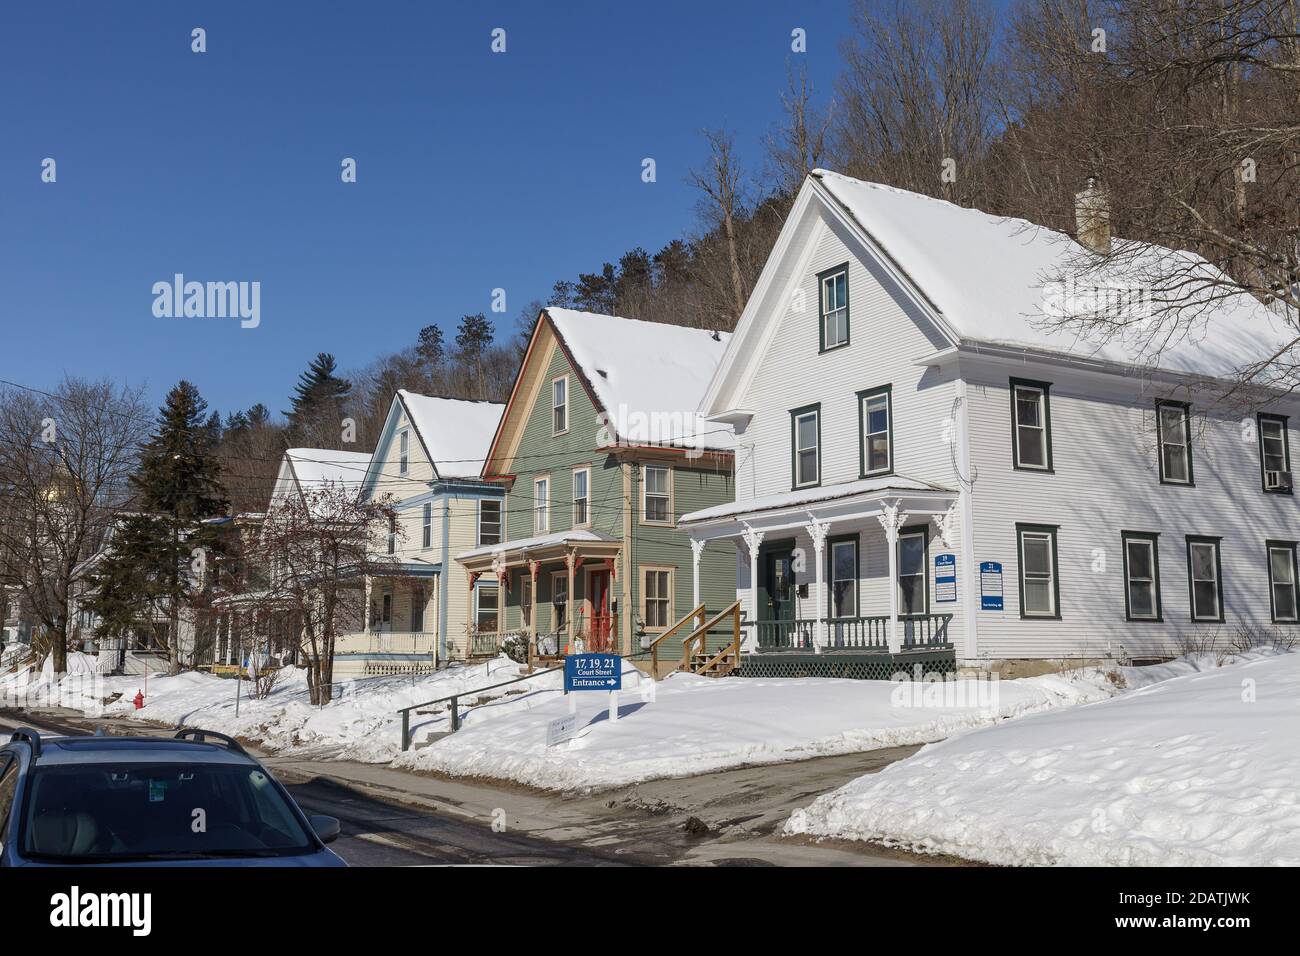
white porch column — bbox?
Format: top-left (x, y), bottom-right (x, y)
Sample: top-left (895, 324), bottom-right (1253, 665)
top-left (690, 537), bottom-right (705, 616)
top-left (877, 499), bottom-right (909, 655)
top-left (740, 524), bottom-right (764, 650)
top-left (362, 575), bottom-right (372, 635)
top-left (804, 514), bottom-right (831, 653)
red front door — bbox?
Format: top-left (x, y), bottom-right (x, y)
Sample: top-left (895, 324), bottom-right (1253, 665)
top-left (589, 570), bottom-right (612, 652)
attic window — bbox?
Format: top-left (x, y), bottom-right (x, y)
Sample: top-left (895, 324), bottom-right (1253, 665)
top-left (398, 430), bottom-right (409, 475)
top-left (819, 264), bottom-right (849, 352)
top-left (552, 377), bottom-right (568, 435)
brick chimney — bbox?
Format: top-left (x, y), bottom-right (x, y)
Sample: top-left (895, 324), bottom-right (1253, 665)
top-left (1074, 176), bottom-right (1111, 254)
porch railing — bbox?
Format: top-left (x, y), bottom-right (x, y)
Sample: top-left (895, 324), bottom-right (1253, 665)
top-left (753, 613), bottom-right (953, 652)
top-left (336, 630), bottom-right (435, 656)
top-left (467, 627), bottom-right (527, 658)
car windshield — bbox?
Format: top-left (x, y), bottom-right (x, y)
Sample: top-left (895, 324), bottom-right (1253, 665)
top-left (20, 761), bottom-right (315, 862)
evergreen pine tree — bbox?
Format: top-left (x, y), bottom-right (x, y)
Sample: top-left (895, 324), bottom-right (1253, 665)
top-left (87, 381), bottom-right (229, 673)
top-left (284, 353), bottom-right (350, 438)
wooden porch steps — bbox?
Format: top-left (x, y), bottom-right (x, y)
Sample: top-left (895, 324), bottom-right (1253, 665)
top-left (643, 600), bottom-right (743, 679)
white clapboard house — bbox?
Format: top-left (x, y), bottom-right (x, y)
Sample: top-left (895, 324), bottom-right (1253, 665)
top-left (680, 169), bottom-right (1299, 673)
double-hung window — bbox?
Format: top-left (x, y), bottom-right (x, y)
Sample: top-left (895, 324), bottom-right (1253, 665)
top-left (386, 515), bottom-right (396, 555)
top-left (643, 568), bottom-right (672, 629)
top-left (552, 377), bottom-right (568, 435)
top-left (1010, 379), bottom-right (1052, 471)
top-left (1017, 524), bottom-right (1060, 618)
top-left (642, 465), bottom-right (671, 524)
top-left (791, 405), bottom-right (821, 488)
top-left (572, 467), bottom-right (590, 526)
top-left (475, 584), bottom-right (499, 632)
top-left (1185, 536), bottom-right (1224, 622)
top-left (421, 502), bottom-right (432, 549)
top-left (819, 264), bottom-right (849, 351)
top-left (828, 537), bottom-right (858, 618)
top-left (1258, 414), bottom-right (1292, 493)
top-left (897, 527), bottom-right (929, 617)
top-left (478, 499), bottom-right (502, 545)
top-left (533, 477), bottom-right (549, 534)
top-left (859, 386), bottom-right (892, 476)
top-left (1267, 541), bottom-right (1299, 623)
top-left (1157, 401), bottom-right (1193, 485)
top-left (398, 430), bottom-right (409, 475)
top-left (1121, 532), bottom-right (1161, 621)
top-left (552, 573), bottom-right (568, 630)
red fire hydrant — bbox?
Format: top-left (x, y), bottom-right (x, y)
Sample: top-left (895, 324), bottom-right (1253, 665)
top-left (133, 690), bottom-right (144, 710)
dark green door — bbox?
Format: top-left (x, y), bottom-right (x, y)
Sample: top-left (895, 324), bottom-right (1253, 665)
top-left (762, 547), bottom-right (796, 648)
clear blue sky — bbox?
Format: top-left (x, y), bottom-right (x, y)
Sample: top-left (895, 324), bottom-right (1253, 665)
top-left (0, 0), bottom-right (854, 418)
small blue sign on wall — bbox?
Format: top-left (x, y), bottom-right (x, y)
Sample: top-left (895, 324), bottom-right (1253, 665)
top-left (934, 553), bottom-right (957, 603)
top-left (980, 561), bottom-right (1004, 611)
top-left (564, 654), bottom-right (622, 691)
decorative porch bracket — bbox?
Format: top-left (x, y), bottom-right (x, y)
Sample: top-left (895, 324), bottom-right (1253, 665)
top-left (876, 499), bottom-right (909, 654)
top-left (803, 513), bottom-right (831, 653)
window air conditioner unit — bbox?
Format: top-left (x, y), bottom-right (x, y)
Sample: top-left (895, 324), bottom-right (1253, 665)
top-left (1265, 470), bottom-right (1292, 491)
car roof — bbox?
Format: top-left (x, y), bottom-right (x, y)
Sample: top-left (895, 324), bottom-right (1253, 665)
top-left (24, 737), bottom-right (259, 768)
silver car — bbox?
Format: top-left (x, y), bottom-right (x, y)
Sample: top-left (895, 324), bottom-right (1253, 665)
top-left (0, 727), bottom-right (346, 867)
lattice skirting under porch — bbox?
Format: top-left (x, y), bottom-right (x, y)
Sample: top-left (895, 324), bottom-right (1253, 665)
top-left (734, 649), bottom-right (955, 681)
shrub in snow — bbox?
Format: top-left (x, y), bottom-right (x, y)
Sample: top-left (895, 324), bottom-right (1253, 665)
top-left (501, 632), bottom-right (528, 664)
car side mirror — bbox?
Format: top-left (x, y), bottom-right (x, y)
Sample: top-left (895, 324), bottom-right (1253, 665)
top-left (310, 814), bottom-right (341, 845)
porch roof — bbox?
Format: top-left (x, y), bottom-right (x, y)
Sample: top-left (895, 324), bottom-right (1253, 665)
top-left (680, 474), bottom-right (957, 538)
top-left (456, 528), bottom-right (620, 569)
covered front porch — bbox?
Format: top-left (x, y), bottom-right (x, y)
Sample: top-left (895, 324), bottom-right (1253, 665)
top-left (457, 529), bottom-right (624, 658)
top-left (681, 475), bottom-right (963, 668)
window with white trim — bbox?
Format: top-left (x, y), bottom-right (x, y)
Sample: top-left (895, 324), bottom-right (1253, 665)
top-left (474, 584), bottom-right (499, 632)
top-left (1267, 541), bottom-right (1298, 623)
top-left (791, 406), bottom-right (820, 488)
top-left (1186, 537), bottom-right (1223, 622)
top-left (819, 266), bottom-right (848, 350)
top-left (533, 477), bottom-right (549, 534)
top-left (421, 502), bottom-right (432, 549)
top-left (552, 377), bottom-right (568, 434)
top-left (1157, 401), bottom-right (1193, 484)
top-left (643, 568), bottom-right (672, 629)
top-left (521, 576), bottom-right (533, 628)
top-left (642, 465), bottom-right (671, 523)
top-left (398, 429), bottom-right (409, 475)
top-left (478, 499), bottom-right (501, 545)
top-left (572, 467), bottom-right (590, 526)
top-left (1017, 525), bottom-right (1059, 618)
top-left (386, 515), bottom-right (396, 555)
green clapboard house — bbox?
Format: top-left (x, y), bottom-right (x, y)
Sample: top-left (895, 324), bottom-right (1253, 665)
top-left (455, 308), bottom-right (737, 670)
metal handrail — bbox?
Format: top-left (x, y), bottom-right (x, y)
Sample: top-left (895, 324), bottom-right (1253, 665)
top-left (397, 664), bottom-right (564, 750)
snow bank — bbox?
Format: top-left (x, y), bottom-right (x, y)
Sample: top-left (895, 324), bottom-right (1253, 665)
top-left (785, 651), bottom-right (1300, 866)
top-left (10, 656), bottom-right (558, 763)
top-left (394, 665), bottom-right (1130, 792)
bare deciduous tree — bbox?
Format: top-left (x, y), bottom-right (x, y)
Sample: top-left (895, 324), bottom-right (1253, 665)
top-left (0, 378), bottom-right (149, 673)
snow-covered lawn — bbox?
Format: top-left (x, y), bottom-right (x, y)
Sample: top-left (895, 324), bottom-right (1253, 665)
top-left (0, 652), bottom-right (562, 763)
top-left (392, 665), bottom-right (1133, 791)
top-left (785, 650), bottom-right (1300, 866)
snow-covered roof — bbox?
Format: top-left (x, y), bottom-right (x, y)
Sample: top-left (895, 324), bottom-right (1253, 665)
top-left (456, 528), bottom-right (618, 563)
top-left (286, 448), bottom-right (371, 491)
top-left (680, 474), bottom-right (954, 526)
top-left (812, 169), bottom-right (1292, 379)
top-left (545, 309), bottom-right (735, 451)
top-left (397, 391), bottom-right (504, 479)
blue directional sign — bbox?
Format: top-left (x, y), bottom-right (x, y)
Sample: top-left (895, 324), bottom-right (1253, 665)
top-left (564, 654), bottom-right (622, 692)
